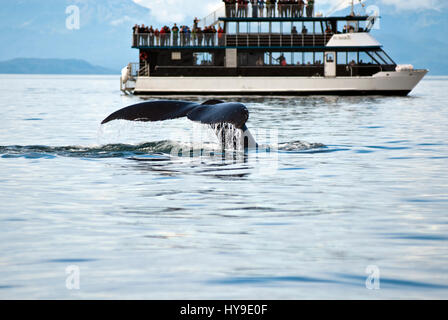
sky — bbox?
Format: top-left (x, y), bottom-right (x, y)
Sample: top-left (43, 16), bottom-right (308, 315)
top-left (0, 0), bottom-right (447, 73)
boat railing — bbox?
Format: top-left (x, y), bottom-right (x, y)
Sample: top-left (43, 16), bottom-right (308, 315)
top-left (133, 32), bottom-right (333, 48)
top-left (199, 5), bottom-right (226, 27)
top-left (129, 61), bottom-right (150, 77)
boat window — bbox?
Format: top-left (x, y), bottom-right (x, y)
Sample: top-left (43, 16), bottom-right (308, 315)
top-left (291, 22), bottom-right (300, 35)
top-left (260, 22), bottom-right (270, 34)
top-left (239, 22), bottom-right (248, 34)
top-left (315, 52), bottom-right (324, 65)
top-left (326, 53), bottom-right (334, 63)
top-left (359, 52), bottom-right (375, 65)
top-left (337, 52), bottom-right (347, 65)
top-left (248, 22), bottom-right (259, 34)
top-left (271, 22), bottom-right (281, 34)
top-left (227, 22), bottom-right (236, 34)
top-left (347, 52), bottom-right (358, 64)
top-left (376, 50), bottom-right (394, 64)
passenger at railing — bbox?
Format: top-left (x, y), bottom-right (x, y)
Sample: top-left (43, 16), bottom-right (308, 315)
top-left (172, 23), bottom-right (179, 46)
top-left (159, 27), bottom-right (164, 46)
top-left (207, 26), bottom-right (213, 46)
top-left (237, 0), bottom-right (243, 17)
top-left (218, 25), bottom-right (225, 46)
top-left (186, 26), bottom-right (192, 46)
top-left (166, 26), bottom-right (171, 46)
top-left (149, 26), bottom-right (155, 46)
top-left (155, 28), bottom-right (160, 46)
top-left (291, 26), bottom-right (298, 34)
top-left (228, 0), bottom-right (236, 17)
top-left (298, 0), bottom-right (305, 17)
top-left (258, 0), bottom-right (265, 17)
top-left (244, 0), bottom-right (250, 17)
top-left (289, 0), bottom-right (295, 17)
top-left (180, 25), bottom-right (185, 46)
top-left (132, 24), bottom-right (138, 47)
top-left (138, 24), bottom-right (145, 46)
top-left (251, 0), bottom-right (258, 18)
top-left (256, 56), bottom-right (264, 66)
top-left (277, 0), bottom-right (286, 18)
top-left (302, 25), bottom-right (308, 34)
top-left (306, 0), bottom-right (314, 17)
top-left (196, 27), bottom-right (203, 46)
top-left (342, 25), bottom-right (347, 33)
top-left (223, 0), bottom-right (231, 17)
top-left (325, 26), bottom-right (332, 34)
top-left (266, 0), bottom-right (276, 17)
top-left (144, 25), bottom-right (150, 46)
top-left (192, 27), bottom-right (197, 46)
top-left (291, 0), bottom-right (299, 18)
top-left (203, 26), bottom-right (210, 46)
top-left (211, 26), bottom-right (217, 46)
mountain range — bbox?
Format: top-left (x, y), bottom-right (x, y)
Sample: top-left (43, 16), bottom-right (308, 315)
top-left (0, 58), bottom-right (117, 74)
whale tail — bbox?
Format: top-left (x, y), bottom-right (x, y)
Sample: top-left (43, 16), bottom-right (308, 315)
top-left (101, 100), bottom-right (257, 150)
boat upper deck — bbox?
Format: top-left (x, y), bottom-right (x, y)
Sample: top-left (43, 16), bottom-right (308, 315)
top-left (132, 2), bottom-right (379, 50)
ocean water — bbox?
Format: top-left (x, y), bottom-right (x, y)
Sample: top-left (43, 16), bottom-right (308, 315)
top-left (0, 74), bottom-right (447, 299)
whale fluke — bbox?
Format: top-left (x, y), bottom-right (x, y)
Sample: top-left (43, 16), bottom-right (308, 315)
top-left (101, 100), bottom-right (257, 149)
top-left (101, 100), bottom-right (197, 125)
top-left (101, 100), bottom-right (249, 129)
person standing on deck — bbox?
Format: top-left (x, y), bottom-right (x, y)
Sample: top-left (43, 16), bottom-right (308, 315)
top-left (251, 0), bottom-right (258, 18)
top-left (306, 0), bottom-right (314, 17)
top-left (211, 25), bottom-right (217, 46)
top-left (149, 26), bottom-right (155, 46)
top-left (186, 26), bottom-right (191, 46)
top-left (237, 0), bottom-right (243, 17)
top-left (218, 24), bottom-right (225, 46)
top-left (180, 25), bottom-right (186, 46)
top-left (196, 27), bottom-right (203, 46)
top-left (298, 0), bottom-right (304, 17)
top-left (132, 24), bottom-right (138, 47)
top-left (292, 0), bottom-right (299, 18)
top-left (272, 0), bottom-right (277, 17)
top-left (223, 0), bottom-right (230, 17)
top-left (258, 0), bottom-right (265, 17)
top-left (159, 27), bottom-right (165, 46)
top-left (154, 28), bottom-right (160, 46)
top-left (166, 26), bottom-right (171, 46)
top-left (244, 0), bottom-right (249, 17)
top-left (138, 24), bottom-right (145, 46)
top-left (172, 23), bottom-right (179, 46)
top-left (203, 26), bottom-right (209, 46)
top-left (192, 25), bottom-right (197, 45)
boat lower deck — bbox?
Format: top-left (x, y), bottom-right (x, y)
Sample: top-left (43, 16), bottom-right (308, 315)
top-left (131, 70), bottom-right (427, 96)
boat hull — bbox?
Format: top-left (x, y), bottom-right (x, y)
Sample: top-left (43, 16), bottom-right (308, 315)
top-left (132, 70), bottom-right (428, 96)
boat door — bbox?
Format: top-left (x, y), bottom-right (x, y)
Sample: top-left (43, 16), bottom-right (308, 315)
top-left (325, 52), bottom-right (336, 77)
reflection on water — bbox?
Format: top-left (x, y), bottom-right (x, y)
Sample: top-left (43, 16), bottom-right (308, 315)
top-left (0, 75), bottom-right (448, 299)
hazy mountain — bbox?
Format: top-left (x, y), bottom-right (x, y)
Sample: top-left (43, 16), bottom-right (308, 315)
top-left (0, 58), bottom-right (117, 75)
